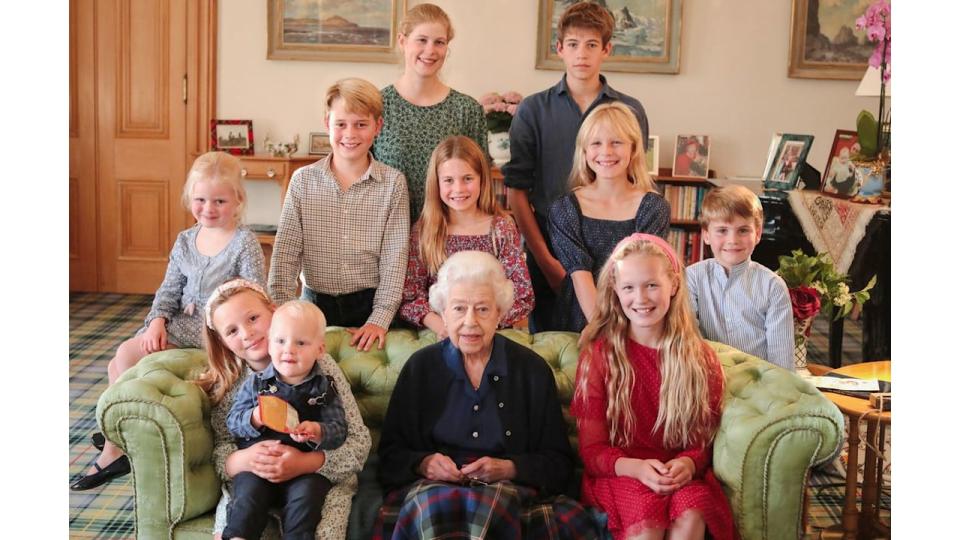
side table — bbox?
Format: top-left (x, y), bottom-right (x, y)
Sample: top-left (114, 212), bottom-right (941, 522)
top-left (807, 362), bottom-right (890, 539)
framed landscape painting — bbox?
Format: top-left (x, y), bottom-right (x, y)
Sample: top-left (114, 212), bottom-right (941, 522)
top-left (268, 0), bottom-right (407, 63)
top-left (536, 0), bottom-right (682, 74)
top-left (788, 0), bottom-right (872, 80)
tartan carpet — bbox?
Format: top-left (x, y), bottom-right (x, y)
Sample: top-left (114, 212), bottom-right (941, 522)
top-left (68, 293), bottom-right (883, 539)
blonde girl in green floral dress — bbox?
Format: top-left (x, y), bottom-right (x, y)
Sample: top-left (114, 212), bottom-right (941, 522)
top-left (372, 3), bottom-right (487, 222)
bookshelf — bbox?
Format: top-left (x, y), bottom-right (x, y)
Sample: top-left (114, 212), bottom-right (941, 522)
top-left (654, 167), bottom-right (715, 266)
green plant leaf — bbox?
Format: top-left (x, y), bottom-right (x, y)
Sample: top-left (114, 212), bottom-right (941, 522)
top-left (856, 110), bottom-right (879, 159)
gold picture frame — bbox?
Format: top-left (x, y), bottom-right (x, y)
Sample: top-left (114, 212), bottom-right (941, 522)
top-left (268, 0), bottom-right (407, 63)
top-left (535, 0), bottom-right (682, 75)
top-left (788, 0), bottom-right (871, 80)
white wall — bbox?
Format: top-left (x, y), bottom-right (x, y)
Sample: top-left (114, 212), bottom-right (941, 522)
top-left (220, 0), bottom-right (874, 220)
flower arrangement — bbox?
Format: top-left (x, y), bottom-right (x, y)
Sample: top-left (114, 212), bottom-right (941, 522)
top-left (776, 250), bottom-right (876, 344)
top-left (853, 0), bottom-right (891, 161)
top-left (479, 91), bottom-right (523, 134)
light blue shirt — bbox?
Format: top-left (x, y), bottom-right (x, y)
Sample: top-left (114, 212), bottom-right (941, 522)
top-left (686, 258), bottom-right (794, 371)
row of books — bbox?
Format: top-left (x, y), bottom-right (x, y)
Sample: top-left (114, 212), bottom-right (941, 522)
top-left (658, 184), bottom-right (708, 221)
top-left (666, 228), bottom-right (706, 266)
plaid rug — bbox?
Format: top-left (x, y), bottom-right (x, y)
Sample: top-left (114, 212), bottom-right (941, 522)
top-left (68, 294), bottom-right (885, 539)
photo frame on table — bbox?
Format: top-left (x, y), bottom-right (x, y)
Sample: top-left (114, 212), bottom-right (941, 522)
top-left (210, 120), bottom-right (254, 155)
top-left (308, 132), bottom-right (332, 155)
top-left (645, 135), bottom-right (660, 177)
top-left (763, 134), bottom-right (814, 191)
top-left (267, 0), bottom-right (407, 63)
top-left (536, 0), bottom-right (683, 74)
top-left (788, 0), bottom-right (871, 80)
top-left (821, 130), bottom-right (861, 198)
top-left (672, 135), bottom-right (710, 179)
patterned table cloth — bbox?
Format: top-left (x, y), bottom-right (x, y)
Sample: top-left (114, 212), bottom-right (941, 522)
top-left (787, 191), bottom-right (891, 274)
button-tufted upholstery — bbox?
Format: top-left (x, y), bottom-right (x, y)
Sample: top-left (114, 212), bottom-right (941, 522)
top-left (99, 329), bottom-right (843, 540)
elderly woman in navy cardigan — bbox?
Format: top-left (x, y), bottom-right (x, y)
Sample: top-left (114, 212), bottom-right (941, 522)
top-left (374, 250), bottom-right (598, 539)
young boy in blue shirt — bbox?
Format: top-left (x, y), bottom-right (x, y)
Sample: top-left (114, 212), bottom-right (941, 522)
top-left (685, 185), bottom-right (795, 370)
top-left (502, 2), bottom-right (649, 331)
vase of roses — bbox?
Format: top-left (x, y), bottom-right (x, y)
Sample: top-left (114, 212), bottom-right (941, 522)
top-left (776, 250), bottom-right (876, 369)
top-left (480, 91), bottom-right (522, 167)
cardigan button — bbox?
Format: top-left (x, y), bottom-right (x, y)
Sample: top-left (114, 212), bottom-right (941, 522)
top-left (498, 402), bottom-right (504, 408)
top-left (472, 431), bottom-right (479, 438)
top-left (505, 430), bottom-right (511, 437)
top-left (473, 404), bottom-right (479, 412)
top-left (493, 375), bottom-right (499, 382)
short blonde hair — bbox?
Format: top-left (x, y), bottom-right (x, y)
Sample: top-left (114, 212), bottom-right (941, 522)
top-left (699, 185), bottom-right (764, 231)
top-left (429, 251), bottom-right (514, 320)
top-left (181, 151), bottom-right (247, 223)
top-left (272, 300), bottom-right (327, 338)
top-left (325, 78), bottom-right (383, 120)
top-left (399, 3), bottom-right (454, 41)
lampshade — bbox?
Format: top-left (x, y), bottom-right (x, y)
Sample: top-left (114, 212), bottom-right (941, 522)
top-left (855, 66), bottom-right (891, 97)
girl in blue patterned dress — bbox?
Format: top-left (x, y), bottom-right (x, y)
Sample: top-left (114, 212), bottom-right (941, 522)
top-left (549, 103), bottom-right (670, 333)
top-left (71, 151), bottom-right (266, 491)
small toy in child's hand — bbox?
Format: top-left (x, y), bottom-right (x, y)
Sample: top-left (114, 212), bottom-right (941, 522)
top-left (257, 395), bottom-right (300, 433)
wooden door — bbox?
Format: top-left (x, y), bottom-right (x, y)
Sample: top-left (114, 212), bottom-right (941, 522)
top-left (95, 0), bottom-right (190, 293)
top-left (70, 1), bottom-right (99, 290)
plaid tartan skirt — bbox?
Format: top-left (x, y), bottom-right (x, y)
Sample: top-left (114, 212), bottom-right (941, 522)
top-left (374, 479), bottom-right (600, 540)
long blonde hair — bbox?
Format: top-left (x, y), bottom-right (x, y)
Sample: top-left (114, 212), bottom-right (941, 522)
top-left (576, 234), bottom-right (717, 449)
top-left (569, 102), bottom-right (655, 194)
top-left (195, 281), bottom-right (274, 405)
top-left (418, 136), bottom-right (504, 275)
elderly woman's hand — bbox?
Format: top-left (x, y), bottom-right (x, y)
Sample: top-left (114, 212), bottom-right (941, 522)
top-left (460, 457), bottom-right (516, 484)
top-left (419, 453), bottom-right (465, 483)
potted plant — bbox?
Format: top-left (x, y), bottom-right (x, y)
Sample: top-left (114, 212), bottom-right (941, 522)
top-left (776, 249), bottom-right (876, 369)
top-left (479, 91), bottom-right (522, 166)
top-left (851, 0), bottom-right (891, 203)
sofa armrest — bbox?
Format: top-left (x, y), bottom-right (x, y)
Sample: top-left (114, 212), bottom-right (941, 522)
top-left (97, 348), bottom-right (221, 539)
top-left (709, 342), bottom-right (844, 540)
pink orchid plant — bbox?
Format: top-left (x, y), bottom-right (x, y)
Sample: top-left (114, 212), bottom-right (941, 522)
top-left (480, 91), bottom-right (523, 133)
top-left (855, 0), bottom-right (891, 82)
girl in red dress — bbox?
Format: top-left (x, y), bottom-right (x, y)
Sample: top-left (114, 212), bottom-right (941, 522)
top-left (571, 233), bottom-right (735, 540)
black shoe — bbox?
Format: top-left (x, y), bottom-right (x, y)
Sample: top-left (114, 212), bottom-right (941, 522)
top-left (70, 456), bottom-right (131, 491)
top-left (91, 432), bottom-right (105, 451)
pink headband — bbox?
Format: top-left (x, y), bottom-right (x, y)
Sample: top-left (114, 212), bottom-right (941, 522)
top-left (615, 233), bottom-right (681, 272)
top-left (204, 278), bottom-right (271, 330)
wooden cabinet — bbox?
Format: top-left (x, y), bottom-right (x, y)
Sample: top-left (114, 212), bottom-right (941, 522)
top-left (239, 154), bottom-right (324, 274)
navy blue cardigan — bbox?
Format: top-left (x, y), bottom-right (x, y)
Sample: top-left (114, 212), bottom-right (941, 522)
top-left (377, 335), bottom-right (576, 496)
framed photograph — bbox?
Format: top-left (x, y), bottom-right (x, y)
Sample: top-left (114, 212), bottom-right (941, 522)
top-left (267, 0), bottom-right (407, 63)
top-left (309, 132), bottom-right (332, 155)
top-left (788, 0), bottom-right (872, 80)
top-left (210, 120), bottom-right (254, 155)
top-left (761, 133), bottom-right (784, 181)
top-left (672, 135), bottom-right (710, 179)
top-left (536, 0), bottom-right (683, 74)
top-left (645, 135), bottom-right (660, 177)
top-left (821, 130), bottom-right (861, 198)
top-left (763, 134), bottom-right (815, 191)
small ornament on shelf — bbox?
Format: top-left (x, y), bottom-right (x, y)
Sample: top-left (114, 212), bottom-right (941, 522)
top-left (263, 134), bottom-right (300, 158)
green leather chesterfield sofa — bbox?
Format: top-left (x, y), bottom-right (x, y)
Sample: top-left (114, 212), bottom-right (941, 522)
top-left (98, 328), bottom-right (843, 540)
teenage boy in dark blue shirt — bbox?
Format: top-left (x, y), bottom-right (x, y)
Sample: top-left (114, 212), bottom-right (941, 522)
top-left (503, 2), bottom-right (649, 332)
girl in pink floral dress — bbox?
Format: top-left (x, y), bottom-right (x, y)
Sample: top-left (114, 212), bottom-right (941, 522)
top-left (399, 135), bottom-right (533, 337)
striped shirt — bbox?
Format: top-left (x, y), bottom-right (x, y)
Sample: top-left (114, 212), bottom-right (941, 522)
top-left (269, 154), bottom-right (410, 328)
top-left (685, 258), bottom-right (794, 371)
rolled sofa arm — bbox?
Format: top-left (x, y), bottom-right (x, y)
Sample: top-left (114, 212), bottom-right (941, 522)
top-left (97, 349), bottom-right (220, 540)
top-left (709, 342), bottom-right (844, 540)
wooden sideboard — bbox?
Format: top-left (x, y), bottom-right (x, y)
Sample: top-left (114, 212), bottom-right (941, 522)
top-left (239, 153), bottom-right (325, 273)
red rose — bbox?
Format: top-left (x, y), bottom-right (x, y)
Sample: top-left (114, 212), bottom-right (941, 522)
top-left (790, 286), bottom-right (822, 321)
